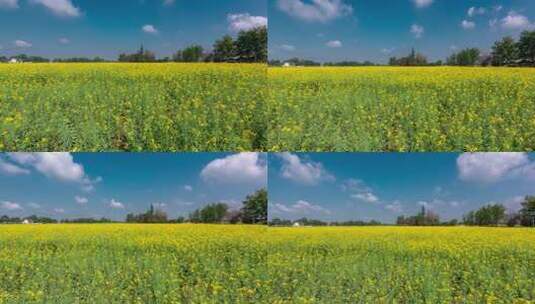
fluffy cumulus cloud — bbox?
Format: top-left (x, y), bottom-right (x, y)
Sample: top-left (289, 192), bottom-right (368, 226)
top-left (411, 0), bottom-right (433, 9)
top-left (163, 0), bottom-right (174, 6)
top-left (109, 199), bottom-right (125, 209)
top-left (457, 153), bottom-right (535, 183)
top-left (501, 11), bottom-right (533, 31)
top-left (461, 20), bottom-right (476, 30)
top-left (30, 0), bottom-right (81, 17)
top-left (278, 153), bottom-right (334, 186)
top-left (75, 196), bottom-right (88, 205)
top-left (6, 153), bottom-right (100, 191)
top-left (227, 13), bottom-right (267, 32)
top-left (277, 0), bottom-right (353, 23)
top-left (183, 185), bottom-right (193, 192)
top-left (142, 24), bottom-right (158, 34)
top-left (385, 201), bottom-right (403, 213)
top-left (352, 192), bottom-right (379, 204)
top-left (326, 40), bottom-right (342, 48)
top-left (273, 200), bottom-right (331, 215)
top-left (467, 7), bottom-right (486, 17)
top-left (1, 201), bottom-right (22, 211)
top-left (0, 0), bottom-right (18, 9)
top-left (201, 153), bottom-right (267, 186)
top-left (14, 40), bottom-right (32, 48)
top-left (0, 158), bottom-right (30, 175)
top-left (410, 24), bottom-right (424, 38)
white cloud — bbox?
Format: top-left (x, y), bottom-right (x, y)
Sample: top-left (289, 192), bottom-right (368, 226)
top-left (14, 40), bottom-right (32, 48)
top-left (142, 24), bottom-right (158, 34)
top-left (385, 201), bottom-right (403, 213)
top-left (58, 37), bottom-right (70, 44)
top-left (457, 153), bottom-right (532, 183)
top-left (0, 159), bottom-right (30, 175)
top-left (277, 0), bottom-right (353, 23)
top-left (273, 200), bottom-right (331, 215)
top-left (1, 201), bottom-right (22, 211)
top-left (352, 192), bottom-right (379, 204)
top-left (326, 40), bottom-right (342, 48)
top-left (109, 199), bottom-right (125, 209)
top-left (153, 202), bottom-right (167, 209)
top-left (461, 20), bottom-right (476, 30)
top-left (493, 5), bottom-right (503, 13)
top-left (75, 196), bottom-right (88, 205)
top-left (201, 153), bottom-right (267, 186)
top-left (278, 153), bottom-right (334, 186)
top-left (7, 153), bottom-right (99, 191)
top-left (468, 7), bottom-right (486, 17)
top-left (227, 13), bottom-right (267, 32)
top-left (411, 0), bottom-right (433, 9)
top-left (183, 185), bottom-right (193, 192)
top-left (489, 18), bottom-right (498, 28)
top-left (163, 0), bottom-right (174, 6)
top-left (280, 44), bottom-right (296, 51)
top-left (0, 0), bottom-right (18, 9)
top-left (450, 45), bottom-right (458, 51)
top-left (501, 11), bottom-right (533, 31)
top-left (53, 208), bottom-right (65, 214)
top-left (31, 0), bottom-right (81, 17)
top-left (410, 24), bottom-right (424, 38)
top-left (381, 48), bottom-right (395, 54)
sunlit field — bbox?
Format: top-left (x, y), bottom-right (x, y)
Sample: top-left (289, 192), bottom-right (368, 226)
top-left (268, 67), bottom-right (535, 152)
top-left (0, 224), bottom-right (267, 303)
top-left (0, 63), bottom-right (267, 151)
top-left (267, 227), bottom-right (535, 303)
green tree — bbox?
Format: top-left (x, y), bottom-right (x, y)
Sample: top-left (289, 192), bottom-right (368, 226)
top-left (517, 30), bottom-right (535, 65)
top-left (235, 26), bottom-right (267, 63)
top-left (519, 196), bottom-right (535, 226)
top-left (181, 45), bottom-right (204, 62)
top-left (241, 189), bottom-right (267, 224)
top-left (453, 48), bottom-right (481, 66)
top-left (491, 37), bottom-right (518, 66)
top-left (213, 35), bottom-right (235, 62)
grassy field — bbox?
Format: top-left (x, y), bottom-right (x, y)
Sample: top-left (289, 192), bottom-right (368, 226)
top-left (268, 227), bottom-right (535, 303)
top-left (0, 63), bottom-right (266, 152)
top-left (268, 67), bottom-right (535, 152)
top-left (0, 224), bottom-right (267, 303)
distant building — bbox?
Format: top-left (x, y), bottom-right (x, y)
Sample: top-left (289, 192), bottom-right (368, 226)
top-left (282, 62), bottom-right (292, 68)
top-left (293, 222), bottom-right (300, 227)
top-left (9, 58), bottom-right (20, 64)
top-left (22, 219), bottom-right (33, 224)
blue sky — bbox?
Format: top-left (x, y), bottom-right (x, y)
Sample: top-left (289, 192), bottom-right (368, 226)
top-left (269, 153), bottom-right (535, 223)
top-left (269, 0), bottom-right (535, 63)
top-left (0, 153), bottom-right (267, 220)
top-left (0, 0), bottom-right (266, 59)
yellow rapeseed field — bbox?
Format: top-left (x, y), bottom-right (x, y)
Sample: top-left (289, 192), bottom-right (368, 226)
top-left (268, 67), bottom-right (535, 152)
top-left (0, 63), bottom-right (267, 151)
top-left (268, 226), bottom-right (535, 303)
top-left (0, 224), bottom-right (267, 303)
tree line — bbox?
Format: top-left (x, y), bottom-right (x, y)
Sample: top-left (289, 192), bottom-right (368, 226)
top-left (0, 27), bottom-right (266, 64)
top-left (0, 189), bottom-right (267, 225)
top-left (269, 196), bottom-right (535, 227)
top-left (125, 189), bottom-right (267, 224)
top-left (269, 30), bottom-right (535, 67)
top-left (118, 26), bottom-right (266, 63)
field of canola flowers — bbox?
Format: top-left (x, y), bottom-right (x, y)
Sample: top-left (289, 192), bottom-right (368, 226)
top-left (268, 67), bottom-right (535, 152)
top-left (0, 63), bottom-right (267, 152)
top-left (0, 224), bottom-right (267, 303)
top-left (268, 227), bottom-right (535, 303)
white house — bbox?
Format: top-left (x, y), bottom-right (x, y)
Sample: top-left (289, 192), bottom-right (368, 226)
top-left (22, 219), bottom-right (33, 224)
top-left (293, 222), bottom-right (300, 227)
top-left (282, 62), bottom-right (292, 68)
top-left (9, 58), bottom-right (20, 64)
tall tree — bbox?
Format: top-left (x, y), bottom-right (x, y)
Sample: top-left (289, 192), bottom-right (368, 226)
top-left (181, 45), bottom-right (204, 62)
top-left (517, 30), bottom-right (535, 65)
top-left (520, 196), bottom-right (535, 226)
top-left (213, 35), bottom-right (235, 62)
top-left (241, 189), bottom-right (268, 224)
top-left (491, 37), bottom-right (518, 66)
top-left (235, 26), bottom-right (267, 63)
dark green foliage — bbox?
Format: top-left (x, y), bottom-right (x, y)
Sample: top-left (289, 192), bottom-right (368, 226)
top-left (241, 189), bottom-right (267, 224)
